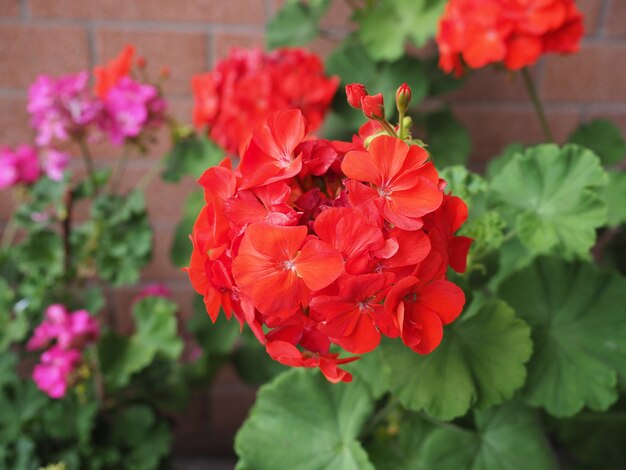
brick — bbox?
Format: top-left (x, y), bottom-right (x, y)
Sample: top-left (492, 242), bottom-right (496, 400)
top-left (0, 96), bottom-right (32, 145)
top-left (172, 391), bottom-right (212, 454)
top-left (320, 0), bottom-right (354, 29)
top-left (447, 67), bottom-right (538, 103)
top-left (0, 0), bottom-right (19, 17)
top-left (542, 44), bottom-right (626, 102)
top-left (0, 189), bottom-right (17, 220)
top-left (454, 107), bottom-right (580, 164)
top-left (208, 383), bottom-right (257, 453)
top-left (97, 29), bottom-right (207, 95)
top-left (606, 0), bottom-right (626, 38)
top-left (0, 26), bottom-right (89, 89)
top-left (30, 0), bottom-right (267, 24)
top-left (578, 0), bottom-right (604, 36)
top-left (213, 32), bottom-right (265, 64)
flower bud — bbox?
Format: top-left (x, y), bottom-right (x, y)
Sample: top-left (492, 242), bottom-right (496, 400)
top-left (345, 83), bottom-right (368, 110)
top-left (396, 83), bottom-right (411, 114)
top-left (361, 93), bottom-right (385, 120)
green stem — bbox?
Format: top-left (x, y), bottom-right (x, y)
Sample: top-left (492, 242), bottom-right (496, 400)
top-left (110, 145), bottom-right (131, 193)
top-left (397, 109), bottom-right (406, 139)
top-left (521, 68), bottom-right (554, 143)
top-left (136, 161), bottom-right (163, 192)
top-left (1, 213), bottom-right (18, 249)
top-left (78, 138), bottom-right (99, 194)
top-left (1, 188), bottom-right (24, 249)
top-left (380, 120), bottom-right (398, 138)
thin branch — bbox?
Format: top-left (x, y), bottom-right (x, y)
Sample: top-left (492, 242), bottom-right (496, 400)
top-left (521, 68), bottom-right (554, 143)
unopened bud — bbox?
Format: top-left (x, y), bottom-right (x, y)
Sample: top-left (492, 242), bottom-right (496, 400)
top-left (159, 66), bottom-right (170, 79)
top-left (361, 93), bottom-right (385, 120)
top-left (396, 83), bottom-right (411, 114)
top-left (136, 56), bottom-right (147, 69)
top-left (345, 83), bottom-right (368, 110)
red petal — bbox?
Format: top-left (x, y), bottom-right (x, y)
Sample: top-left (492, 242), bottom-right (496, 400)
top-left (419, 280), bottom-right (465, 325)
top-left (294, 239), bottom-right (344, 291)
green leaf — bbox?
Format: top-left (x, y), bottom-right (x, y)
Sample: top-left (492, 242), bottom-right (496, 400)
top-left (162, 132), bottom-right (225, 183)
top-left (356, 0), bottom-right (447, 61)
top-left (107, 405), bottom-right (172, 470)
top-left (381, 299), bottom-right (532, 420)
top-left (326, 41), bottom-right (428, 124)
top-left (422, 109), bottom-right (471, 168)
top-left (170, 189), bottom-right (204, 268)
top-left (16, 229), bottom-right (63, 281)
top-left (369, 402), bottom-right (556, 470)
top-left (344, 346), bottom-right (390, 399)
top-left (266, 0), bottom-right (331, 49)
top-left (569, 119), bottom-right (626, 166)
top-left (99, 297), bottom-right (183, 389)
top-left (235, 369), bottom-right (375, 470)
top-left (90, 190), bottom-right (152, 286)
top-left (498, 257), bottom-right (626, 417)
top-left (188, 295), bottom-right (239, 355)
top-left (554, 397), bottom-right (626, 469)
top-left (491, 144), bottom-right (608, 258)
top-left (0, 352), bottom-right (18, 388)
top-left (485, 142), bottom-right (525, 179)
top-left (0, 280), bottom-right (27, 349)
top-left (602, 170), bottom-right (626, 227)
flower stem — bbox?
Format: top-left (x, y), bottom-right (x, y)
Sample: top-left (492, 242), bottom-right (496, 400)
top-left (136, 160), bottom-right (163, 191)
top-left (521, 68), bottom-right (554, 143)
top-left (78, 138), bottom-right (99, 194)
top-left (62, 186), bottom-right (74, 277)
top-left (110, 144), bottom-right (131, 193)
top-left (380, 120), bottom-right (398, 138)
top-left (1, 188), bottom-right (25, 249)
top-left (0, 213), bottom-right (18, 250)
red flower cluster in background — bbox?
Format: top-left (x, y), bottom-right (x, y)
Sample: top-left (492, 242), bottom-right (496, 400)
top-left (187, 83), bottom-right (471, 383)
top-left (191, 48), bottom-right (339, 154)
top-left (437, 0), bottom-right (584, 76)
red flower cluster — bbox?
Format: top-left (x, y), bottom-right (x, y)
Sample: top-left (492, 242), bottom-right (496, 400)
top-left (187, 89), bottom-right (471, 383)
top-left (192, 48), bottom-right (339, 154)
top-left (437, 0), bottom-right (584, 75)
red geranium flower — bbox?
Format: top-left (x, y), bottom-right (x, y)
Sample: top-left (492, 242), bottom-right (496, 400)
top-left (342, 135), bottom-right (442, 230)
top-left (436, 0), bottom-right (584, 75)
top-left (192, 47), bottom-right (338, 154)
top-left (232, 223), bottom-right (344, 316)
top-left (94, 44), bottom-right (135, 98)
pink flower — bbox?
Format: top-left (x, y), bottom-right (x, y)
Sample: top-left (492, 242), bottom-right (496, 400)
top-left (13, 145), bottom-right (41, 184)
top-left (0, 147), bottom-right (18, 189)
top-left (41, 148), bottom-right (69, 181)
top-left (28, 72), bottom-right (101, 146)
top-left (101, 77), bottom-right (165, 145)
top-left (62, 309), bottom-right (100, 349)
top-left (28, 304), bottom-right (100, 350)
top-left (28, 304), bottom-right (100, 399)
top-left (32, 347), bottom-right (82, 399)
top-left (133, 283), bottom-right (172, 303)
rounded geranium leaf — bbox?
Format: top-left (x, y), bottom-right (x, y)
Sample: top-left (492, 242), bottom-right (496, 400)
top-left (498, 257), bottom-right (626, 417)
top-left (368, 402), bottom-right (557, 470)
top-left (381, 299), bottom-right (532, 420)
top-left (491, 144), bottom-right (608, 259)
top-left (235, 369), bottom-right (375, 470)
top-left (569, 119), bottom-right (626, 166)
top-left (603, 170), bottom-right (626, 227)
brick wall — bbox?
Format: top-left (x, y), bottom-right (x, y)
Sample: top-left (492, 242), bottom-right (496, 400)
top-left (0, 0), bottom-right (624, 460)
